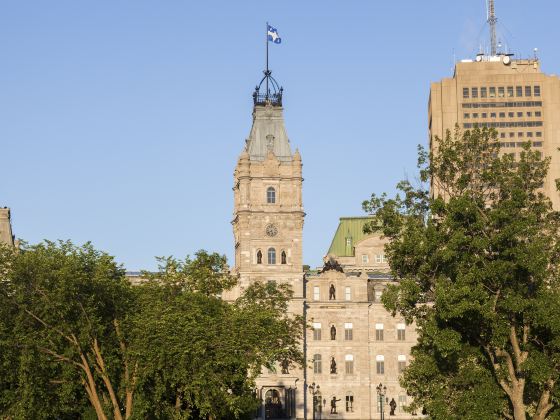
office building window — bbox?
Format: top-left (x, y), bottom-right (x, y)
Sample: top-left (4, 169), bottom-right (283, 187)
top-left (345, 355), bottom-right (354, 374)
top-left (489, 87), bottom-right (496, 98)
top-left (375, 254), bottom-right (386, 263)
top-left (482, 112), bottom-right (487, 118)
top-left (397, 323), bottom-right (406, 340)
top-left (266, 187), bottom-right (276, 204)
top-left (344, 323), bottom-right (353, 341)
top-left (527, 132), bottom-right (533, 138)
top-left (376, 355), bottom-right (385, 374)
top-left (533, 141), bottom-right (543, 147)
top-left (473, 113), bottom-right (479, 118)
top-left (313, 354), bottom-right (322, 374)
top-left (268, 248), bottom-right (276, 264)
top-left (346, 393), bottom-right (354, 412)
top-left (500, 133), bottom-right (505, 138)
top-left (398, 355), bottom-right (407, 373)
top-left (481, 87), bottom-right (487, 98)
top-left (527, 111), bottom-right (532, 117)
top-left (536, 132), bottom-right (542, 137)
top-left (345, 286), bottom-right (351, 301)
top-left (534, 85), bottom-right (541, 96)
top-left (463, 87), bottom-right (469, 98)
top-left (362, 254), bottom-right (369, 263)
top-left (535, 111), bottom-right (542, 117)
top-left (509, 132), bottom-right (515, 138)
top-left (516, 86), bottom-right (523, 97)
top-left (471, 87), bottom-right (478, 98)
top-left (517, 112), bottom-right (523, 117)
top-left (313, 323), bottom-right (322, 340)
top-left (518, 132), bottom-right (524, 137)
top-left (464, 113), bottom-right (470, 118)
top-left (525, 86), bottom-right (532, 96)
top-left (498, 87), bottom-right (505, 97)
top-left (375, 323), bottom-right (384, 341)
top-left (499, 112), bottom-right (505, 118)
top-left (490, 112), bottom-right (496, 118)
top-left (507, 86), bottom-right (514, 97)
top-left (313, 286), bottom-right (320, 301)
top-left (508, 112), bottom-right (514, 117)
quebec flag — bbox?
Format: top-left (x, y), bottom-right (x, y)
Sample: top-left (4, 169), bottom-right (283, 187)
top-left (267, 24), bottom-right (282, 44)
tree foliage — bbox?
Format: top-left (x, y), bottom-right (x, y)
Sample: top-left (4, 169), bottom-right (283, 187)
top-left (0, 245), bottom-right (303, 419)
top-left (363, 127), bottom-right (560, 420)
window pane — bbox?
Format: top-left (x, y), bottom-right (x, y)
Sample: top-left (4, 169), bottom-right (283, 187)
top-left (313, 354), bottom-right (322, 374)
top-left (525, 86), bottom-right (532, 96)
top-left (471, 87), bottom-right (478, 98)
top-left (481, 87), bottom-right (487, 98)
top-left (507, 86), bottom-right (514, 97)
top-left (463, 87), bottom-right (469, 98)
top-left (534, 85), bottom-right (541, 97)
top-left (498, 87), bottom-right (504, 97)
top-left (268, 248), bottom-right (276, 264)
top-left (516, 86), bottom-right (523, 97)
top-left (345, 286), bottom-right (351, 301)
top-left (489, 87), bottom-right (496, 98)
top-left (313, 286), bottom-right (320, 301)
top-left (266, 187), bottom-right (276, 204)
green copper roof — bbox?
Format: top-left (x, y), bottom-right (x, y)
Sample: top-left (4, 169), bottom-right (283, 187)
top-left (327, 217), bottom-right (375, 257)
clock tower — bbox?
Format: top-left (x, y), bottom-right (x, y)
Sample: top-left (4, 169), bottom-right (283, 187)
top-left (229, 71), bottom-right (305, 419)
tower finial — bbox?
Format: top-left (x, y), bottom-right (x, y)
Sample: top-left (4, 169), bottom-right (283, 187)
top-left (487, 0), bottom-right (498, 56)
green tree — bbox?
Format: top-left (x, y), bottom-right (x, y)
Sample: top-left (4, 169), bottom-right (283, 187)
top-left (363, 128), bottom-right (560, 420)
top-left (0, 245), bottom-right (303, 419)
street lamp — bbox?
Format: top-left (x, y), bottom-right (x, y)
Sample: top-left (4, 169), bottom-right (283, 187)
top-left (309, 382), bottom-right (321, 420)
top-left (376, 383), bottom-right (387, 420)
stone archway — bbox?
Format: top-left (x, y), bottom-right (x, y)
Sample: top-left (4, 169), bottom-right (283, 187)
top-left (265, 389), bottom-right (285, 419)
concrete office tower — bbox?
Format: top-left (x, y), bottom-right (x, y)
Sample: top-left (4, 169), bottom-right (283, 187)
top-left (228, 72), bottom-right (305, 419)
top-left (429, 56), bottom-right (560, 208)
top-left (0, 207), bottom-right (15, 247)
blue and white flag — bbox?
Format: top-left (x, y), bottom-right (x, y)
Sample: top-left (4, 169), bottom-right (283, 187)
top-left (267, 24), bottom-right (281, 44)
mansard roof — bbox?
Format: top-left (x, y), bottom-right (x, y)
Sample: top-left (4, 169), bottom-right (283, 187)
top-left (327, 216), bottom-right (375, 257)
top-left (245, 103), bottom-right (293, 162)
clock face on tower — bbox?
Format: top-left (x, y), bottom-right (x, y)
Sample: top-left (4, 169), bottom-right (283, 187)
top-left (265, 224), bottom-right (278, 237)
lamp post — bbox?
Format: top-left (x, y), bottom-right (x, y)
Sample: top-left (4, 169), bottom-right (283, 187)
top-left (309, 382), bottom-right (321, 420)
top-left (376, 383), bottom-right (387, 420)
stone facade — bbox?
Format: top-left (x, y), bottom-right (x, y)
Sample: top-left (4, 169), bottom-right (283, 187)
top-left (227, 98), bottom-right (306, 419)
top-left (305, 218), bottom-right (420, 419)
top-left (0, 207), bottom-right (15, 247)
top-left (230, 79), bottom-right (422, 419)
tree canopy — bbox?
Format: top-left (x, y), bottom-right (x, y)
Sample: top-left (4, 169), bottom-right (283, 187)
top-left (0, 244), bottom-right (303, 419)
top-left (363, 127), bottom-right (560, 420)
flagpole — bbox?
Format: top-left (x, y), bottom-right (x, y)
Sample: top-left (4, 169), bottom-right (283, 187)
top-left (265, 21), bottom-right (269, 97)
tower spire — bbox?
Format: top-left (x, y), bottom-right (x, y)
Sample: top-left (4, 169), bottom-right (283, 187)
top-left (487, 0), bottom-right (498, 55)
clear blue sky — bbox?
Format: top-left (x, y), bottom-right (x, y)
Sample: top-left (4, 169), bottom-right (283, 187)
top-left (2, 1), bottom-right (559, 270)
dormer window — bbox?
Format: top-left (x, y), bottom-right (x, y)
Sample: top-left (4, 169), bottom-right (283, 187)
top-left (267, 187), bottom-right (276, 204)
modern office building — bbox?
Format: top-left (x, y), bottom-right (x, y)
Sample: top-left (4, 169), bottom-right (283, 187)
top-left (428, 55), bottom-right (560, 208)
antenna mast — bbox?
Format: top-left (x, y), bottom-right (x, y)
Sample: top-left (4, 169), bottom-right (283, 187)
top-left (487, 0), bottom-right (498, 55)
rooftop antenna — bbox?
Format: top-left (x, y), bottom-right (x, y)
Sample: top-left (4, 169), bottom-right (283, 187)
top-left (487, 0), bottom-right (498, 56)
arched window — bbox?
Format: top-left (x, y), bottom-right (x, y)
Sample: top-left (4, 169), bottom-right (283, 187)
top-left (313, 354), bottom-right (322, 374)
top-left (267, 187), bottom-right (276, 204)
top-left (281, 250), bottom-right (287, 264)
top-left (268, 248), bottom-right (276, 264)
top-left (256, 250), bottom-right (262, 264)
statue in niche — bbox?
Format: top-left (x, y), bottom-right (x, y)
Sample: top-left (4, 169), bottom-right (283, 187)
top-left (329, 284), bottom-right (336, 300)
top-left (390, 398), bottom-right (397, 415)
top-left (266, 134), bottom-right (275, 151)
top-left (281, 359), bottom-right (289, 374)
top-left (330, 356), bottom-right (337, 374)
top-left (330, 325), bottom-right (336, 340)
top-left (330, 396), bottom-right (341, 414)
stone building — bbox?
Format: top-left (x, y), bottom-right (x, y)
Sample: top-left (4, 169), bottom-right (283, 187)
top-left (305, 217), bottom-right (419, 420)
top-left (0, 207), bottom-right (15, 247)
top-left (228, 70), bottom-right (421, 419)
